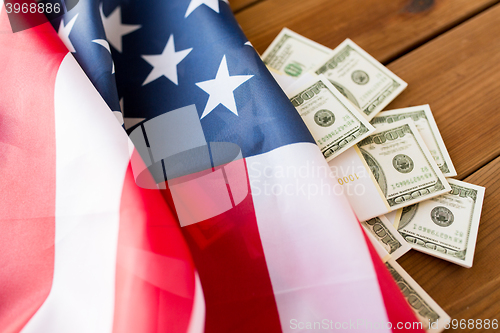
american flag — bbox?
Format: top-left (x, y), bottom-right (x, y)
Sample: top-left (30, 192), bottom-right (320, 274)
top-left (0, 1), bottom-right (422, 332)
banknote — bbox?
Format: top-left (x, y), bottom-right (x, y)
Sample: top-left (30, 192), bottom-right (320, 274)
top-left (289, 75), bottom-right (375, 161)
top-left (361, 215), bottom-right (411, 260)
top-left (384, 210), bottom-right (401, 226)
top-left (285, 72), bottom-right (318, 94)
top-left (395, 179), bottom-right (485, 268)
top-left (364, 228), bottom-right (391, 263)
top-left (268, 67), bottom-right (298, 91)
top-left (371, 105), bottom-right (457, 177)
top-left (262, 28), bottom-right (332, 80)
top-left (314, 39), bottom-right (407, 120)
top-left (386, 258), bottom-right (450, 333)
top-left (357, 119), bottom-right (451, 211)
top-left (328, 146), bottom-right (391, 222)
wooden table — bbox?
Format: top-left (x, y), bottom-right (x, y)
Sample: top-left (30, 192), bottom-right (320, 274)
top-left (233, 0), bottom-right (500, 331)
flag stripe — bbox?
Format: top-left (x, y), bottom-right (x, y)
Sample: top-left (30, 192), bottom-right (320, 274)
top-left (363, 231), bottom-right (426, 333)
top-left (113, 160), bottom-right (201, 333)
top-left (247, 143), bottom-right (391, 332)
top-left (180, 164), bottom-right (283, 333)
top-left (0, 17), bottom-right (65, 333)
top-left (186, 273), bottom-right (205, 333)
top-left (0, 13), bottom-right (202, 333)
top-left (21, 53), bottom-right (130, 333)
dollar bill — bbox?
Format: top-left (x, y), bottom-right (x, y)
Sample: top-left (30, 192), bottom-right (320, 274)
top-left (364, 227), bottom-right (391, 263)
top-left (328, 146), bottom-right (392, 222)
top-left (361, 215), bottom-right (411, 260)
top-left (267, 67), bottom-right (298, 91)
top-left (371, 105), bottom-right (457, 177)
top-left (285, 72), bottom-right (319, 95)
top-left (396, 179), bottom-right (485, 268)
top-left (289, 75), bottom-right (375, 161)
top-left (262, 28), bottom-right (332, 79)
top-left (384, 210), bottom-right (401, 226)
top-left (386, 258), bottom-right (450, 333)
top-left (357, 119), bottom-right (451, 210)
top-left (314, 39), bottom-right (407, 120)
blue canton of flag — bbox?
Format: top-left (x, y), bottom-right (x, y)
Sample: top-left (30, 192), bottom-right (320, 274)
top-left (111, 0), bottom-right (314, 157)
top-left (52, 0), bottom-right (314, 157)
top-left (48, 0), bottom-right (127, 123)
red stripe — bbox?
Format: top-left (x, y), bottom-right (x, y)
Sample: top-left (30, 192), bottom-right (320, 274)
top-left (114, 157), bottom-right (198, 333)
top-left (166, 160), bottom-right (282, 333)
top-left (0, 14), bottom-right (67, 333)
top-left (362, 230), bottom-right (426, 333)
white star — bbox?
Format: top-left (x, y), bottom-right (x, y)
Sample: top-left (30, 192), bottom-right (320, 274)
top-left (58, 14), bottom-right (79, 53)
top-left (92, 39), bottom-right (115, 74)
top-left (196, 55), bottom-right (253, 119)
top-left (141, 35), bottom-right (192, 86)
top-left (185, 0), bottom-right (226, 18)
top-left (100, 4), bottom-right (141, 53)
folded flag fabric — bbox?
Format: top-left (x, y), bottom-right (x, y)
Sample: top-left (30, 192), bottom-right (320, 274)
top-left (0, 1), bottom-right (423, 332)
top-left (0, 8), bottom-right (203, 333)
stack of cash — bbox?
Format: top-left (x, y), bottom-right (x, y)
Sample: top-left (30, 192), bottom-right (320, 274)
top-left (263, 28), bottom-right (487, 333)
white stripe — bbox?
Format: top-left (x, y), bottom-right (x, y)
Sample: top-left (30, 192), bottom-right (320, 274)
top-left (187, 273), bottom-right (206, 333)
top-left (22, 54), bottom-right (130, 333)
top-left (247, 143), bottom-right (391, 333)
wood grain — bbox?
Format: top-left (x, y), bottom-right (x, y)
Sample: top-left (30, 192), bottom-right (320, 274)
top-left (235, 0), bottom-right (499, 62)
top-left (385, 5), bottom-right (500, 329)
top-left (386, 4), bottom-right (500, 179)
top-left (229, 0), bottom-right (263, 13)
top-left (235, 0), bottom-right (500, 328)
top-left (398, 156), bottom-right (500, 331)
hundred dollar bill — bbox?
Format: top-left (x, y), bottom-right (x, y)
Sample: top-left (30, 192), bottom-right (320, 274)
top-left (328, 146), bottom-right (391, 221)
top-left (285, 72), bottom-right (319, 95)
top-left (395, 179), bottom-right (485, 268)
top-left (364, 228), bottom-right (391, 263)
top-left (384, 210), bottom-right (402, 226)
top-left (357, 119), bottom-right (451, 211)
top-left (262, 28), bottom-right (332, 80)
top-left (386, 259), bottom-right (450, 333)
top-left (314, 39), bottom-right (407, 120)
top-left (361, 215), bottom-right (410, 260)
top-left (268, 67), bottom-right (298, 91)
top-left (289, 75), bottom-right (375, 161)
top-left (371, 105), bottom-right (457, 177)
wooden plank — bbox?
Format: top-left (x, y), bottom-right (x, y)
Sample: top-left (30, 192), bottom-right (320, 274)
top-left (235, 0), bottom-right (499, 62)
top-left (236, 0), bottom-right (500, 326)
top-left (388, 6), bottom-right (500, 327)
top-left (386, 4), bottom-right (500, 179)
top-left (229, 0), bottom-right (263, 13)
top-left (235, 0), bottom-right (500, 327)
top-left (398, 156), bottom-right (500, 331)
